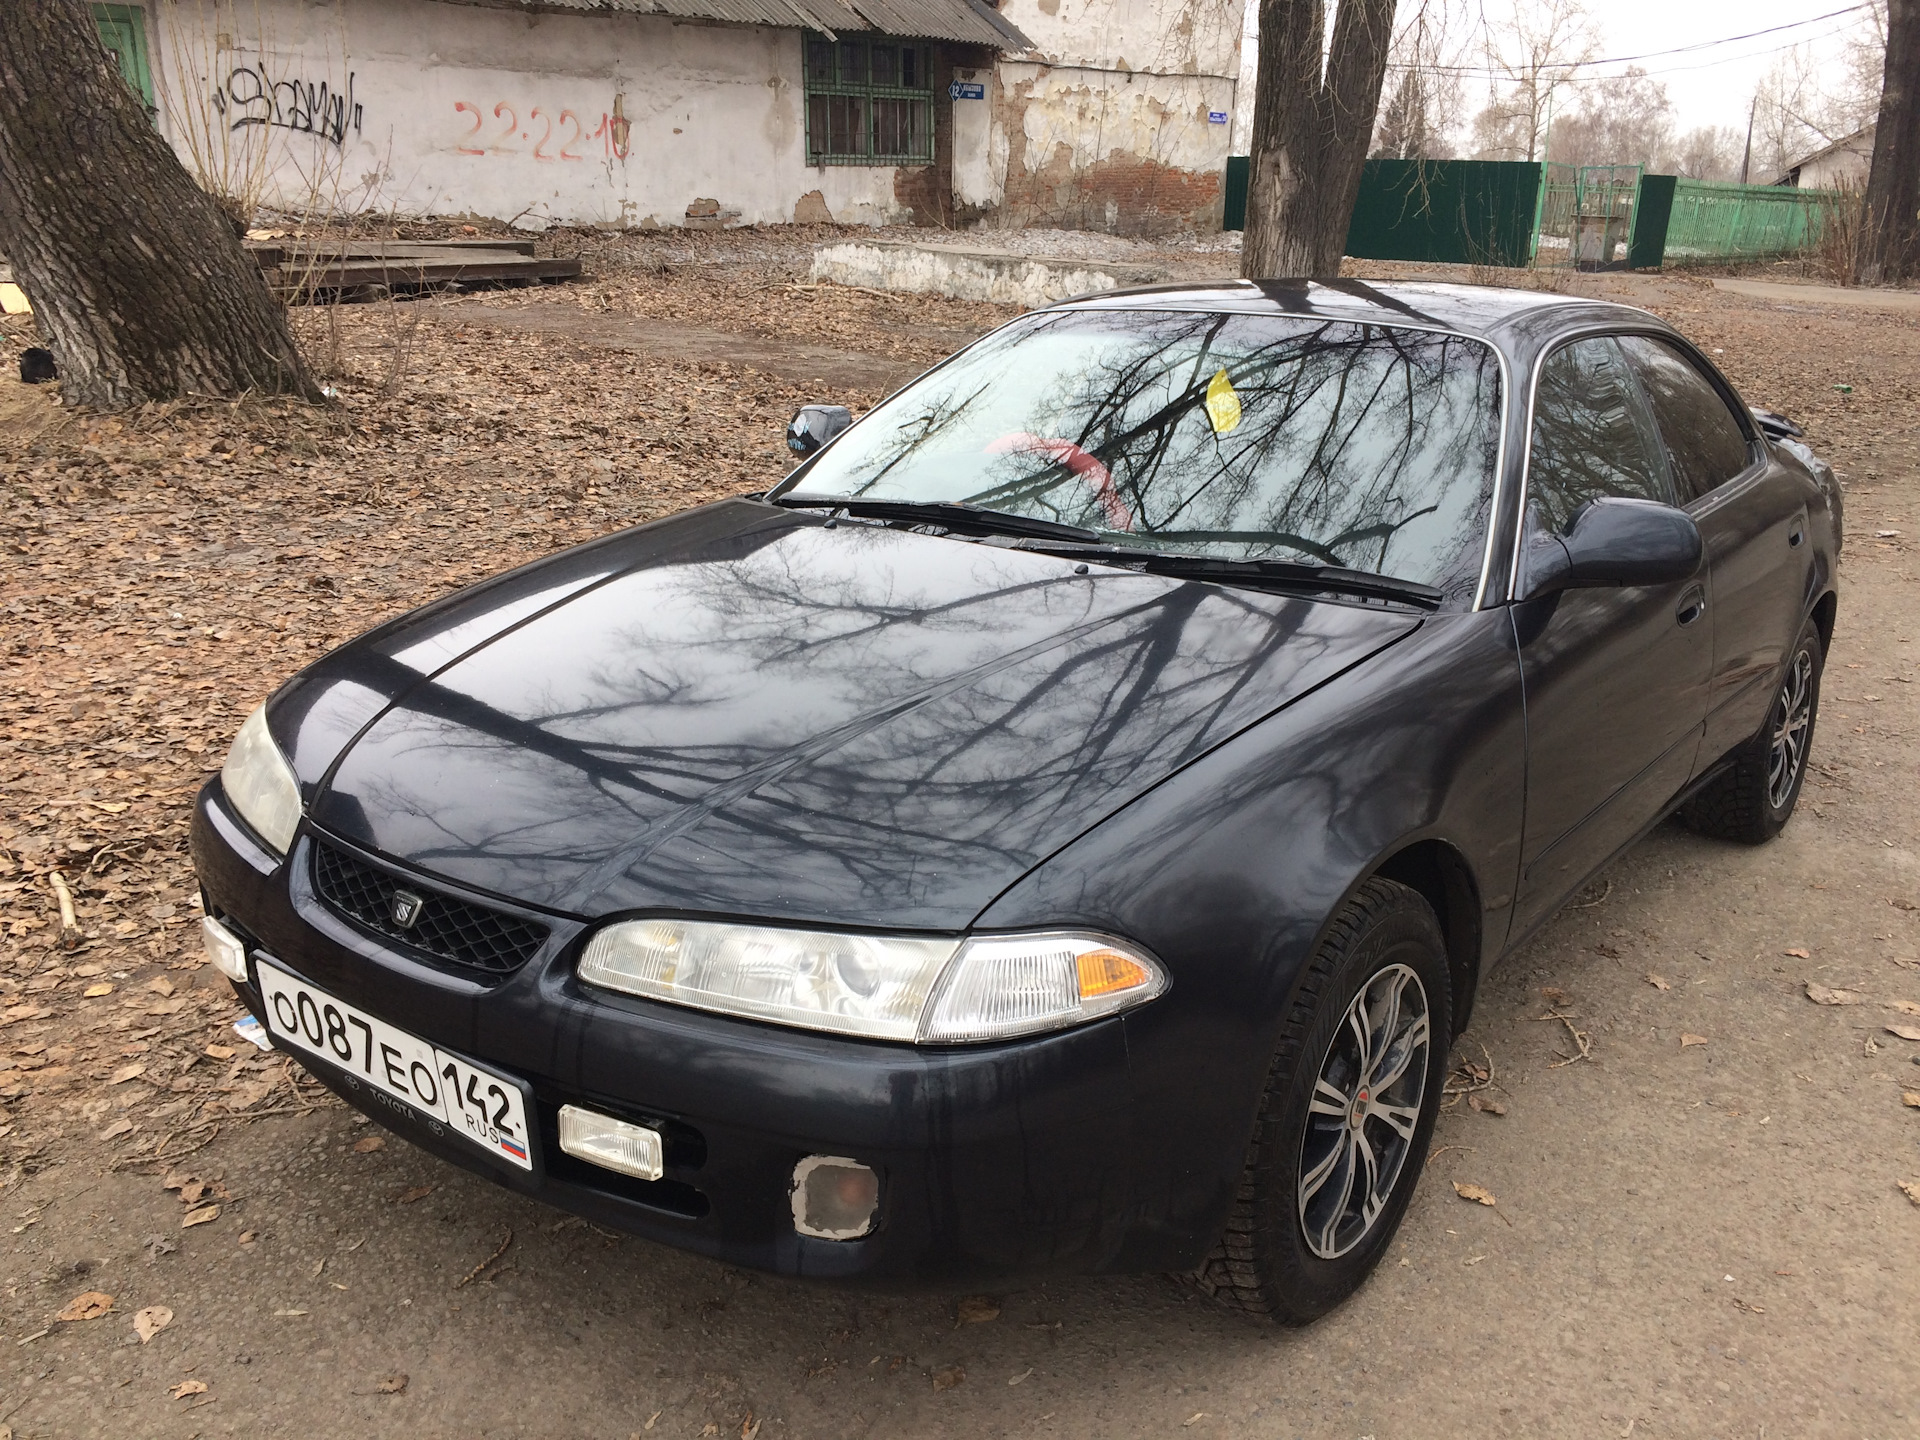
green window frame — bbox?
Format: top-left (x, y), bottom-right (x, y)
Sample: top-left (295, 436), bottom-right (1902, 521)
top-left (803, 35), bottom-right (935, 166)
top-left (92, 4), bottom-right (156, 113)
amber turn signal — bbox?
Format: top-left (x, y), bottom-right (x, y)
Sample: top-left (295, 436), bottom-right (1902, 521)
top-left (1075, 947), bottom-right (1154, 999)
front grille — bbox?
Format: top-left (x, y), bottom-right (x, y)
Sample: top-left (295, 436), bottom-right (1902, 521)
top-left (311, 840), bottom-right (549, 976)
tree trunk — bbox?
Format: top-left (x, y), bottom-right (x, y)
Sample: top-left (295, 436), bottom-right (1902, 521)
top-left (0, 0), bottom-right (317, 408)
top-left (1241, 0), bottom-right (1397, 279)
top-left (1856, 0), bottom-right (1920, 285)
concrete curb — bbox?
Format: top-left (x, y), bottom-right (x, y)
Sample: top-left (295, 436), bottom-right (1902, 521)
top-left (810, 239), bottom-right (1172, 307)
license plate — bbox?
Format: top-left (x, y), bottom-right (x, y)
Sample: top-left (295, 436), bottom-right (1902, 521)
top-left (255, 958), bottom-right (534, 1172)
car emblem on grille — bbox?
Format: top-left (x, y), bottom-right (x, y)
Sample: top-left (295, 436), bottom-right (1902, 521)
top-left (390, 890), bottom-right (426, 929)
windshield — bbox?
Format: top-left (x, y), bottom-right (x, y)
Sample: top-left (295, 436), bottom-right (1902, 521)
top-left (781, 309), bottom-right (1504, 598)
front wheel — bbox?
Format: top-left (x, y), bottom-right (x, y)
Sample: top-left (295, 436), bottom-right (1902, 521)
top-left (1682, 619), bottom-right (1823, 844)
top-left (1194, 877), bottom-right (1451, 1325)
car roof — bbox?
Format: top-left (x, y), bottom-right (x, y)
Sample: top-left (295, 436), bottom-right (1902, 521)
top-left (1052, 279), bottom-right (1672, 354)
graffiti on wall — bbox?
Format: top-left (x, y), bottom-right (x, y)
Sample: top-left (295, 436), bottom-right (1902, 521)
top-left (451, 98), bottom-right (630, 160)
top-left (212, 66), bottom-right (363, 147)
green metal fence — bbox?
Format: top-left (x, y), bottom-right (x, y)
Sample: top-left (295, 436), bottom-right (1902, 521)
top-left (1219, 158), bottom-right (1839, 270)
top-left (1343, 158), bottom-right (1541, 267)
top-left (1657, 179), bottom-right (1841, 264)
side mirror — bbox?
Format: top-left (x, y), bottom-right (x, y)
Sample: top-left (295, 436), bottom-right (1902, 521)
top-left (1521, 496), bottom-right (1702, 599)
top-left (787, 404), bottom-right (852, 456)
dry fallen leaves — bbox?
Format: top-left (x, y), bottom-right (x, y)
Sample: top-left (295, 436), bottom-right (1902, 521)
top-left (108, 1062), bottom-right (146, 1085)
top-left (955, 1295), bottom-right (1000, 1324)
top-left (931, 1365), bottom-right (965, 1392)
top-left (397, 1185), bottom-right (435, 1205)
top-left (1887, 1025), bottom-right (1920, 1043)
top-left (1901, 1091), bottom-right (1920, 1109)
top-left (352, 1136), bottom-right (386, 1154)
top-left (376, 1374), bottom-right (409, 1395)
top-left (204, 1043), bottom-right (237, 1060)
top-left (1805, 983), bottom-right (1862, 1006)
top-left (168, 1380), bottom-right (208, 1400)
top-left (1644, 973), bottom-right (1671, 991)
top-left (1453, 1181), bottom-right (1498, 1206)
top-left (133, 1305), bottom-right (173, 1343)
top-left (82, 982), bottom-right (113, 998)
top-left (1681, 1033), bottom-right (1710, 1048)
top-left (1889, 1000), bottom-right (1920, 1016)
top-left (1784, 948), bottom-right (1811, 958)
top-left (1900, 1181), bottom-right (1920, 1207)
top-left (181, 1204), bottom-right (220, 1229)
top-left (55, 1290), bottom-right (113, 1322)
top-left (1468, 1093), bottom-right (1508, 1116)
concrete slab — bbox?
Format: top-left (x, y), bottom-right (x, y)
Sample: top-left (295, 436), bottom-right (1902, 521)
top-left (811, 238), bottom-right (1174, 307)
top-left (1712, 277), bottom-right (1920, 312)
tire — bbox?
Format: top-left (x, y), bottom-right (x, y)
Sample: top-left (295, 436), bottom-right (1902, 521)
top-left (1682, 619), bottom-right (1823, 845)
top-left (1193, 876), bottom-right (1451, 1325)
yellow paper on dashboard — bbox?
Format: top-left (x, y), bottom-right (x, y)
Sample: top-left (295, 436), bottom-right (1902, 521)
top-left (1205, 367), bottom-right (1241, 434)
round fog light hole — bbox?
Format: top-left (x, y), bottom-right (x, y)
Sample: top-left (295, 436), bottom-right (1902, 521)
top-left (791, 1156), bottom-right (879, 1240)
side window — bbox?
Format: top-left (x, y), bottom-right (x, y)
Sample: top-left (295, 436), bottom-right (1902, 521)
top-left (1526, 337), bottom-right (1672, 536)
top-left (1616, 335), bottom-right (1755, 502)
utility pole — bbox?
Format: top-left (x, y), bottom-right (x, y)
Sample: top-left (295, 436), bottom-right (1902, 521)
top-left (1739, 94), bottom-right (1757, 184)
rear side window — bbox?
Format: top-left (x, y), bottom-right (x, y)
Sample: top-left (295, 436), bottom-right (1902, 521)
top-left (1526, 337), bottom-right (1672, 536)
top-left (1617, 335), bottom-right (1754, 501)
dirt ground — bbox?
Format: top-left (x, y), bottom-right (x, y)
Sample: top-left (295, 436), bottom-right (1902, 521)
top-left (0, 229), bottom-right (1916, 1439)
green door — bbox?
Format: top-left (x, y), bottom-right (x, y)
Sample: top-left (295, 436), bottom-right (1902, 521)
top-left (91, 4), bottom-right (155, 113)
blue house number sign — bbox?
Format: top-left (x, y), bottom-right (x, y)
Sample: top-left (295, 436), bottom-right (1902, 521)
top-left (950, 81), bottom-right (986, 100)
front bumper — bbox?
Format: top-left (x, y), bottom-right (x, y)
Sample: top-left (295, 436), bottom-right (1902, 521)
top-left (190, 781), bottom-right (1176, 1286)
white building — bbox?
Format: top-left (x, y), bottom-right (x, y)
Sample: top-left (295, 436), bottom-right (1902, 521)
top-left (1775, 125), bottom-right (1875, 191)
top-left (99, 0), bottom-right (1244, 234)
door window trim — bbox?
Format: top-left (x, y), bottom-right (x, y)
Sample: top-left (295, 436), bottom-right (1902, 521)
top-left (1508, 329), bottom-right (1679, 595)
top-left (1611, 331), bottom-right (1766, 507)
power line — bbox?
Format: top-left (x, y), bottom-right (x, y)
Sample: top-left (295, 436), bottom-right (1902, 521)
top-left (1386, 3), bottom-right (1873, 77)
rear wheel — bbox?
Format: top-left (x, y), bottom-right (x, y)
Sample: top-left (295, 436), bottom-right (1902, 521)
top-left (1683, 620), bottom-right (1822, 844)
top-left (1194, 877), bottom-right (1450, 1325)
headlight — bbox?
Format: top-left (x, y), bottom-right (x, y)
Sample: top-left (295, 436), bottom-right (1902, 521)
top-left (219, 705), bottom-right (302, 856)
top-left (577, 919), bottom-right (1166, 1044)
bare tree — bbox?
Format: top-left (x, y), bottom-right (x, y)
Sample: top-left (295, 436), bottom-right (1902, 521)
top-left (1669, 125), bottom-right (1744, 181)
top-left (1241, 0), bottom-right (1399, 278)
top-left (1469, 0), bottom-right (1598, 164)
top-left (1372, 11), bottom-right (1464, 159)
top-left (1858, 0), bottom-right (1919, 283)
top-left (1753, 7), bottom-right (1887, 182)
top-left (1546, 68), bottom-right (1674, 170)
top-left (0, 0), bottom-right (317, 408)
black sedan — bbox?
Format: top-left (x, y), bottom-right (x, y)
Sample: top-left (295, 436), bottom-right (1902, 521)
top-left (191, 280), bottom-right (1839, 1324)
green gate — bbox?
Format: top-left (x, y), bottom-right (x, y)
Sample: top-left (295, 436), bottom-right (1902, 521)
top-left (1222, 157), bottom-right (1540, 265)
top-left (1342, 159), bottom-right (1541, 266)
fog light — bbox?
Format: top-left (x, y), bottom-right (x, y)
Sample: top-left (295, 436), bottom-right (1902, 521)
top-left (791, 1155), bottom-right (879, 1240)
top-left (558, 1104), bottom-right (663, 1181)
top-left (201, 916), bottom-right (249, 983)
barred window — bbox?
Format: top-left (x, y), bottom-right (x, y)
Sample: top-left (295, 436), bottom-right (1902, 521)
top-left (804, 35), bottom-right (934, 166)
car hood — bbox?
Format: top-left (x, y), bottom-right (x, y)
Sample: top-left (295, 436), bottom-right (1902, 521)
top-left (296, 501), bottom-right (1422, 929)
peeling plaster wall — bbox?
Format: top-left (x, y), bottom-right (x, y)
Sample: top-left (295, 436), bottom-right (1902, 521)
top-left (977, 0), bottom-right (1244, 235)
top-left (145, 0), bottom-right (914, 228)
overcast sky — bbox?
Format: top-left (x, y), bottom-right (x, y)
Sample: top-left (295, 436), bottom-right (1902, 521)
top-left (1551, 0), bottom-right (1872, 133)
top-left (1230, 1), bottom-right (1879, 152)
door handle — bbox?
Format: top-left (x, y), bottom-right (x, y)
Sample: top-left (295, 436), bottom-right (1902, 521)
top-left (1676, 586), bottom-right (1706, 627)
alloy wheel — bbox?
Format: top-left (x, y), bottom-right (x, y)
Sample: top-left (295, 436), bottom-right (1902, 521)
top-left (1767, 649), bottom-right (1815, 810)
top-left (1297, 963), bottom-right (1431, 1260)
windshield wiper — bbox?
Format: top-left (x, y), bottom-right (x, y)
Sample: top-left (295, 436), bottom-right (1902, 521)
top-left (773, 496), bottom-right (1101, 545)
top-left (1014, 542), bottom-right (1446, 610)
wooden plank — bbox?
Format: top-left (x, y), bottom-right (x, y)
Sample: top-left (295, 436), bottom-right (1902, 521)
top-left (267, 255), bottom-right (582, 297)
